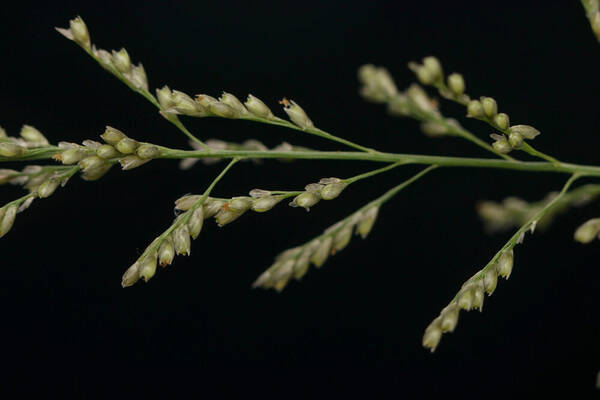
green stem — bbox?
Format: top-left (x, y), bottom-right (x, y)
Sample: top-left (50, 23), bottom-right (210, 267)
top-left (160, 148), bottom-right (600, 176)
top-left (249, 162), bottom-right (404, 197)
top-left (0, 146), bottom-right (61, 162)
top-left (443, 121), bottom-right (514, 161)
top-left (344, 161), bottom-right (405, 184)
top-left (6, 144), bottom-right (600, 177)
top-left (240, 115), bottom-right (377, 153)
top-left (520, 142), bottom-right (561, 165)
top-left (4, 192), bottom-right (35, 208)
top-left (371, 165), bottom-right (439, 207)
top-left (164, 114), bottom-right (209, 149)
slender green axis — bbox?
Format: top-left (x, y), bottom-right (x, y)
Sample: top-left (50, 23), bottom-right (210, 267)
top-left (162, 148), bottom-right (600, 176)
top-left (6, 145), bottom-right (600, 177)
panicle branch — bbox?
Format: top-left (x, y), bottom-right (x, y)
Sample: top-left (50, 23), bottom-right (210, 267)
top-left (406, 57), bottom-right (559, 164)
top-left (253, 166), bottom-right (437, 291)
top-left (478, 184), bottom-right (600, 233)
top-left (358, 63), bottom-right (512, 160)
top-left (423, 173), bottom-right (581, 352)
top-left (121, 159), bottom-right (240, 287)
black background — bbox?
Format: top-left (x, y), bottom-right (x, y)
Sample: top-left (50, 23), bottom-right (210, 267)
top-left (1, 0), bottom-right (599, 397)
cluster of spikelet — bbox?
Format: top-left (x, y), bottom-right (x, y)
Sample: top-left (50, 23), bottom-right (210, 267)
top-left (422, 249), bottom-right (515, 352)
top-left (121, 174), bottom-right (350, 287)
top-left (252, 205), bottom-right (379, 291)
top-left (0, 125), bottom-right (66, 237)
top-left (53, 126), bottom-right (162, 179)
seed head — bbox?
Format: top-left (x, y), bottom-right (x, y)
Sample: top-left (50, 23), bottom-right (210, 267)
top-left (481, 97), bottom-right (498, 118)
top-left (422, 319), bottom-right (443, 353)
top-left (219, 92), bottom-right (248, 115)
top-left (37, 179), bottom-right (60, 198)
top-left (111, 48), bottom-right (132, 73)
top-left (356, 207), bottom-right (379, 239)
top-left (0, 142), bottom-right (26, 157)
top-left (158, 237), bottom-right (175, 267)
top-left (60, 148), bottom-right (88, 164)
top-left (119, 155), bottom-right (149, 170)
top-left (497, 249), bottom-right (514, 279)
top-left (173, 225), bottom-right (191, 256)
top-left (0, 205), bottom-right (18, 238)
top-left (509, 125), bottom-right (540, 140)
top-left (494, 113), bottom-right (510, 130)
top-left (56, 16), bottom-right (91, 50)
top-left (574, 218), bottom-right (600, 243)
top-left (280, 98), bottom-right (314, 129)
top-left (139, 253), bottom-right (158, 282)
top-left (320, 182), bottom-right (347, 200)
top-left (251, 196), bottom-right (284, 212)
top-left (483, 268), bottom-right (498, 295)
top-left (20, 125), bottom-right (49, 146)
top-left (101, 126), bottom-right (127, 145)
top-left (467, 100), bottom-right (484, 118)
top-left (96, 144), bottom-right (121, 160)
top-left (121, 262), bottom-right (141, 288)
top-left (447, 73), bottom-right (465, 96)
top-left (187, 207), bottom-right (204, 240)
top-left (310, 237), bottom-right (333, 268)
top-left (440, 304), bottom-right (459, 333)
top-left (291, 191), bottom-right (321, 211)
top-left (244, 94), bottom-right (273, 118)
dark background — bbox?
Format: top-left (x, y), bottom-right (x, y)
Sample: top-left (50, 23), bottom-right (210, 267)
top-left (1, 0), bottom-right (599, 397)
